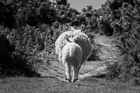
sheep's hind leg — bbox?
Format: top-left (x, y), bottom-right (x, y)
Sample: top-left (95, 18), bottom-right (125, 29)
top-left (64, 64), bottom-right (71, 83)
top-left (71, 66), bottom-right (79, 83)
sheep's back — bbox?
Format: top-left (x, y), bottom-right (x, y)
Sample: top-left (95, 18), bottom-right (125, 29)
top-left (55, 30), bottom-right (92, 63)
top-left (62, 43), bottom-right (82, 58)
top-left (62, 42), bottom-right (82, 66)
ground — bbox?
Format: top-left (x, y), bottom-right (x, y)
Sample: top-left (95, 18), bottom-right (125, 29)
top-left (0, 76), bottom-right (140, 93)
top-left (0, 35), bottom-right (140, 93)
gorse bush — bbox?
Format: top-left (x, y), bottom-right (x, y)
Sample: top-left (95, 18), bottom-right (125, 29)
top-left (0, 29), bottom-right (39, 77)
top-left (114, 26), bottom-right (140, 81)
top-left (103, 0), bottom-right (140, 82)
top-left (98, 18), bottom-right (114, 36)
top-left (0, 24), bottom-right (63, 76)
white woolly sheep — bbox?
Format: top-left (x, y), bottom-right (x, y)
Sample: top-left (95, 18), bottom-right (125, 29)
top-left (55, 29), bottom-right (92, 64)
top-left (55, 28), bottom-right (92, 82)
top-left (62, 39), bottom-right (82, 83)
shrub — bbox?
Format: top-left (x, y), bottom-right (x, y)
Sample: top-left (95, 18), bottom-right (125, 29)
top-left (87, 43), bottom-right (100, 61)
top-left (0, 27), bottom-right (39, 76)
top-left (98, 18), bottom-right (114, 36)
top-left (106, 25), bottom-right (140, 82)
top-left (0, 32), bottom-right (39, 77)
top-left (0, 24), bottom-right (63, 77)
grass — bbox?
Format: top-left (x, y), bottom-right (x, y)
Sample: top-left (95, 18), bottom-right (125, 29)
top-left (0, 76), bottom-right (140, 93)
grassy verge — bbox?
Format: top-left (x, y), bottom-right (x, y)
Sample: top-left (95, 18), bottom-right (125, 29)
top-left (0, 76), bottom-right (140, 93)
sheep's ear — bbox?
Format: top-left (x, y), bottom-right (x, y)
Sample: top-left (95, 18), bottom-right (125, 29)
top-left (65, 38), bottom-right (71, 44)
top-left (66, 37), bottom-right (75, 43)
top-left (66, 38), bottom-right (70, 42)
top-left (69, 38), bottom-right (75, 43)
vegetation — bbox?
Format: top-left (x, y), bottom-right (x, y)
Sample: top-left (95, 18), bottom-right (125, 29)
top-left (97, 0), bottom-right (140, 83)
top-left (0, 77), bottom-right (139, 93)
top-left (0, 0), bottom-right (140, 83)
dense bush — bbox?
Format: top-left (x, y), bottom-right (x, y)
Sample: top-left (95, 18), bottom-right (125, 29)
top-left (0, 22), bottom-right (64, 76)
top-left (0, 27), bottom-right (39, 77)
top-left (102, 0), bottom-right (140, 82)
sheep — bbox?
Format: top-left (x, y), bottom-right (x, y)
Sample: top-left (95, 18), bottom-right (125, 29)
top-left (62, 38), bottom-right (82, 83)
top-left (55, 29), bottom-right (92, 64)
top-left (55, 28), bottom-right (92, 82)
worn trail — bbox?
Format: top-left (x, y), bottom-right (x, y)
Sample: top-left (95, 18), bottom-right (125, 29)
top-left (39, 35), bottom-right (118, 82)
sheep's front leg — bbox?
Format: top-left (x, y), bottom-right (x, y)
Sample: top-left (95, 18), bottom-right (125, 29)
top-left (64, 63), bottom-right (71, 83)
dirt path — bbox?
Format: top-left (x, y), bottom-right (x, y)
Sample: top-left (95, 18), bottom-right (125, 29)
top-left (38, 35), bottom-right (118, 82)
top-left (37, 35), bottom-right (116, 81)
top-left (39, 61), bottom-right (108, 82)
top-left (94, 34), bottom-right (119, 61)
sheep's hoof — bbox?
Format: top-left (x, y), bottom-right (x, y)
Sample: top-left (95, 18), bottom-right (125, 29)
top-left (65, 76), bottom-right (71, 83)
top-left (65, 78), bottom-right (71, 83)
top-left (65, 76), bottom-right (68, 80)
top-left (72, 78), bottom-right (78, 83)
top-left (68, 79), bottom-right (71, 83)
